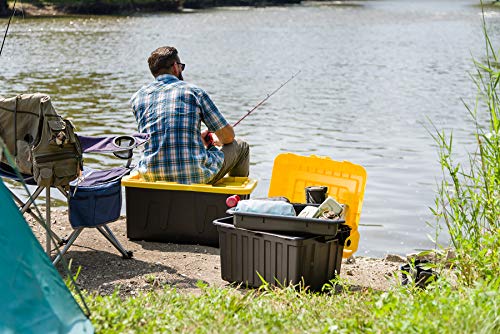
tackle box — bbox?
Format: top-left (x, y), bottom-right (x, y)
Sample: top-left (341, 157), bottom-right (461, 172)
top-left (267, 153), bottom-right (367, 257)
top-left (214, 217), bottom-right (350, 290)
top-left (122, 173), bottom-right (257, 247)
top-left (227, 203), bottom-right (345, 236)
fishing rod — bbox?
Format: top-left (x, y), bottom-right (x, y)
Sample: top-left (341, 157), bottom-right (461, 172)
top-left (232, 69), bottom-right (301, 127)
top-left (205, 70), bottom-right (301, 145)
top-left (0, 0), bottom-right (17, 57)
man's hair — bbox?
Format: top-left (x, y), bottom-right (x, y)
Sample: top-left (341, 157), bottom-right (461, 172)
top-left (148, 46), bottom-right (178, 77)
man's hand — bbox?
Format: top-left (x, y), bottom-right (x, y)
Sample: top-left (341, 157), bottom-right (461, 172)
top-left (201, 129), bottom-right (221, 147)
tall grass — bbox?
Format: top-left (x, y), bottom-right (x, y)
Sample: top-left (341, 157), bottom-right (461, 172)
top-left (430, 12), bottom-right (500, 285)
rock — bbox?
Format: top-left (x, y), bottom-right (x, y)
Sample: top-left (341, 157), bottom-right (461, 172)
top-left (384, 254), bottom-right (406, 263)
top-left (346, 270), bottom-right (354, 276)
top-left (346, 255), bottom-right (356, 264)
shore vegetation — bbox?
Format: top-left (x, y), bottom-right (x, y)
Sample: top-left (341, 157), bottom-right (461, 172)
top-left (1, 0), bottom-right (302, 16)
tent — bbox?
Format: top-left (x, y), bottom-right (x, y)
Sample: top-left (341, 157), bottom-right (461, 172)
top-left (0, 177), bottom-right (94, 333)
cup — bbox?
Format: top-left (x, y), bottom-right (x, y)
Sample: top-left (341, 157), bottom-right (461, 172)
top-left (305, 186), bottom-right (328, 204)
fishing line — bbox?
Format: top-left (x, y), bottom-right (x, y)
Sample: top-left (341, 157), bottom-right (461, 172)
top-left (0, 0), bottom-right (17, 57)
top-left (204, 70), bottom-right (301, 145)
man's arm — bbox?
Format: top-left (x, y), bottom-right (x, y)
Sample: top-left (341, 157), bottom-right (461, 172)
top-left (215, 124), bottom-right (235, 145)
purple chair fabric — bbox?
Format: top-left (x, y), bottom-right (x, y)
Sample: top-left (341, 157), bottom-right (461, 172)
top-left (79, 133), bottom-right (149, 153)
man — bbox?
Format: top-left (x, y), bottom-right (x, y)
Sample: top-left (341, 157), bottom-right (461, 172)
top-left (130, 46), bottom-right (249, 184)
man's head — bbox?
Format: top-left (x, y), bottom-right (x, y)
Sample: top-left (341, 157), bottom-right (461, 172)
top-left (148, 46), bottom-right (184, 80)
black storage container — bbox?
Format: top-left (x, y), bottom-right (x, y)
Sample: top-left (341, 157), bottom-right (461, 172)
top-left (122, 175), bottom-right (257, 247)
top-left (214, 217), bottom-right (350, 291)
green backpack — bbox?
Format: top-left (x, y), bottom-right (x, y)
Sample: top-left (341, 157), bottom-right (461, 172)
top-left (0, 93), bottom-right (82, 187)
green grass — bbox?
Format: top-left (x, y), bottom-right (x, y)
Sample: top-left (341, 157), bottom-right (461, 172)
top-left (85, 279), bottom-right (499, 333)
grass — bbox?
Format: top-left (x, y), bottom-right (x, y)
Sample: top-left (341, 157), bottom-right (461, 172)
top-left (85, 279), bottom-right (499, 333)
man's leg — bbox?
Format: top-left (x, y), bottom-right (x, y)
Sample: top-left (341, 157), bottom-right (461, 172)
top-left (209, 139), bottom-right (249, 184)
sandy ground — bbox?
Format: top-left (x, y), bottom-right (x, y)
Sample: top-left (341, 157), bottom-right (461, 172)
top-left (25, 209), bottom-right (407, 297)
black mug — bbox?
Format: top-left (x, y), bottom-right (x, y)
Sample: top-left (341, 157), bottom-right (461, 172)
top-left (305, 186), bottom-right (328, 204)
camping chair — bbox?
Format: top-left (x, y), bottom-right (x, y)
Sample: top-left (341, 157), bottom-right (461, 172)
top-left (0, 133), bottom-right (149, 265)
top-left (0, 93), bottom-right (149, 264)
top-left (51, 133), bottom-right (149, 265)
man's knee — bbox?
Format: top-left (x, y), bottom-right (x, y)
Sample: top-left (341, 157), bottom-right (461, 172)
top-left (236, 138), bottom-right (249, 155)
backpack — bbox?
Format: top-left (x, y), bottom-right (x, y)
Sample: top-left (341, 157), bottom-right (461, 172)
top-left (0, 93), bottom-right (82, 187)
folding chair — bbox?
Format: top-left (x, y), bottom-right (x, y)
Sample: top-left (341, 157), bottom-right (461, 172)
top-left (51, 133), bottom-right (149, 265)
top-left (0, 93), bottom-right (149, 264)
top-left (1, 134), bottom-right (149, 264)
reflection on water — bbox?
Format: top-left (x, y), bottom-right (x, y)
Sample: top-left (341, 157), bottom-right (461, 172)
top-left (1, 0), bottom-right (499, 257)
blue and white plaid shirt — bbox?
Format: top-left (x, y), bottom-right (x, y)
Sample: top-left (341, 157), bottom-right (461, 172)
top-left (130, 74), bottom-right (228, 184)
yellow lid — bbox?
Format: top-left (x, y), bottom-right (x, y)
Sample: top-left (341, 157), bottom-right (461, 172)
top-left (121, 172), bottom-right (257, 195)
top-left (268, 153), bottom-right (367, 258)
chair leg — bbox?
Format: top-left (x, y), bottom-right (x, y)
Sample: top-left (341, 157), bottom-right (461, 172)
top-left (19, 186), bottom-right (44, 213)
top-left (96, 225), bottom-right (133, 259)
top-left (10, 187), bottom-right (63, 245)
top-left (52, 228), bottom-right (83, 266)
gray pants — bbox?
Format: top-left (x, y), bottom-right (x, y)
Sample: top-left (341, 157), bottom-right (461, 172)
top-left (209, 138), bottom-right (250, 184)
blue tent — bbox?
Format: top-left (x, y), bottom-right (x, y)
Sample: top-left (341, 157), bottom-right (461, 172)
top-left (0, 178), bottom-right (94, 333)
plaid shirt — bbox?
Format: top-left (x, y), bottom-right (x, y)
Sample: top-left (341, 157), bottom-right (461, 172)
top-left (130, 74), bottom-right (228, 184)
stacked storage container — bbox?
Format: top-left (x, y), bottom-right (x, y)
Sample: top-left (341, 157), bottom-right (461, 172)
top-left (214, 153), bottom-right (367, 290)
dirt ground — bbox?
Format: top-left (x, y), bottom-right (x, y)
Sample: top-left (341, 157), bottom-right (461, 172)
top-left (26, 209), bottom-right (407, 297)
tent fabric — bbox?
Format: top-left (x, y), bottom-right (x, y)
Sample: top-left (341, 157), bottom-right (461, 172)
top-left (0, 179), bottom-right (94, 334)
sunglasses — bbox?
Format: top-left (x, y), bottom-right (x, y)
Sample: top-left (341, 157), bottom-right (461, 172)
top-left (176, 62), bottom-right (185, 71)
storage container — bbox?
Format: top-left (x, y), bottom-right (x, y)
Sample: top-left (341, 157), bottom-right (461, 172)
top-left (227, 203), bottom-right (344, 236)
top-left (268, 153), bottom-right (367, 258)
top-left (122, 173), bottom-right (257, 247)
top-left (214, 217), bottom-right (350, 290)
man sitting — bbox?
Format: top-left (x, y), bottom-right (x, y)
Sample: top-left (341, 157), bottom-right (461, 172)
top-left (130, 46), bottom-right (249, 184)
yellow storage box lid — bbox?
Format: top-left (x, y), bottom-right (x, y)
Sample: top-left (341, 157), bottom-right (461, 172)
top-left (268, 153), bottom-right (367, 258)
top-left (122, 172), bottom-right (258, 195)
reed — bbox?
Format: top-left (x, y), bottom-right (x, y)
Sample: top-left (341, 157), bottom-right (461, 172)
top-left (430, 8), bottom-right (500, 285)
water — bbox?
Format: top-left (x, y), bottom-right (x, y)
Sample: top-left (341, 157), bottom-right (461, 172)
top-left (1, 0), bottom-right (499, 257)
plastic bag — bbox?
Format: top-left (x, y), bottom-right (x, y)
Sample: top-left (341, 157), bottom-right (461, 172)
top-left (232, 199), bottom-right (296, 216)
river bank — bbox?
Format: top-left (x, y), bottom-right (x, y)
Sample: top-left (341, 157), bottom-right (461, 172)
top-left (1, 0), bottom-right (302, 17)
top-left (25, 209), bottom-right (425, 297)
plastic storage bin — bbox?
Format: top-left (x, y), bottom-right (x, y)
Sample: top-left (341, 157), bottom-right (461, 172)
top-left (268, 153), bottom-right (367, 258)
top-left (122, 173), bottom-right (257, 247)
top-left (214, 217), bottom-right (350, 290)
top-left (228, 203), bottom-right (344, 236)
